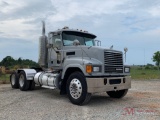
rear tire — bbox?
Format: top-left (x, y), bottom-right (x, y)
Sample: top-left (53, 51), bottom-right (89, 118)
top-left (107, 89), bottom-right (128, 98)
top-left (66, 72), bottom-right (91, 105)
top-left (10, 72), bottom-right (19, 89)
top-left (19, 71), bottom-right (30, 91)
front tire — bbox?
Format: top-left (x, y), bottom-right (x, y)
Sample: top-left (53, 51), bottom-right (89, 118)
top-left (66, 72), bottom-right (91, 105)
top-left (19, 71), bottom-right (30, 91)
top-left (107, 89), bottom-right (128, 98)
top-left (10, 72), bottom-right (19, 89)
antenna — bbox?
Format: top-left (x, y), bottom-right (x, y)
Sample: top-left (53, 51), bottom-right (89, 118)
top-left (42, 21), bottom-right (45, 35)
top-left (110, 45), bottom-right (113, 49)
top-left (124, 47), bottom-right (128, 63)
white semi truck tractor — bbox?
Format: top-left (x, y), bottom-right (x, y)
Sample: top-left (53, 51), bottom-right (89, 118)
top-left (10, 21), bottom-right (131, 105)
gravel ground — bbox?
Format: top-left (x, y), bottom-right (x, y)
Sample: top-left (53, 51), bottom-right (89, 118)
top-left (0, 80), bottom-right (160, 120)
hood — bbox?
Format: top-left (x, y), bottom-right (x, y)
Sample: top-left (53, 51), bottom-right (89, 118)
top-left (63, 46), bottom-right (123, 64)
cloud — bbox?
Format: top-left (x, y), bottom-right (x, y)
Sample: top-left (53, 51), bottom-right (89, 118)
top-left (0, 0), bottom-right (25, 14)
top-left (0, 31), bottom-right (3, 34)
top-left (148, 5), bottom-right (160, 17)
top-left (0, 0), bottom-right (160, 65)
top-left (0, 1), bottom-right (9, 7)
top-left (0, 0), bottom-right (55, 41)
top-left (48, 0), bottom-right (130, 22)
top-left (0, 18), bottom-right (38, 40)
top-left (0, 0), bottom-right (53, 19)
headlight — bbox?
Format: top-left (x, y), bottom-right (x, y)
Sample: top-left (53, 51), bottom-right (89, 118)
top-left (93, 66), bottom-right (100, 72)
top-left (124, 67), bottom-right (130, 73)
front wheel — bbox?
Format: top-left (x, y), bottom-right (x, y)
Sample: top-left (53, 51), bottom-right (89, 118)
top-left (107, 89), bottom-right (128, 98)
top-left (66, 72), bottom-right (91, 105)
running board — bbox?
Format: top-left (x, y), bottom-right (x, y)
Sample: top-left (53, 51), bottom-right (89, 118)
top-left (41, 85), bottom-right (56, 89)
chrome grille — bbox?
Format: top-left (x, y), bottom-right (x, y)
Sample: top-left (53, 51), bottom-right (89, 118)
top-left (104, 51), bottom-right (123, 73)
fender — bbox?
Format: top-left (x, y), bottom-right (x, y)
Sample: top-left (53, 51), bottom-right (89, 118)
top-left (61, 64), bottom-right (85, 79)
top-left (17, 69), bottom-right (37, 80)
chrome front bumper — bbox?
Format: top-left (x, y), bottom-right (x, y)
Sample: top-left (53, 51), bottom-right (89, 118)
top-left (86, 76), bottom-right (131, 93)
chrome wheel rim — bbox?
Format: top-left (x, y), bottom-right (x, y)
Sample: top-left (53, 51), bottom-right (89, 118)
top-left (11, 74), bottom-right (16, 85)
top-left (69, 78), bottom-right (82, 99)
top-left (19, 75), bottom-right (24, 87)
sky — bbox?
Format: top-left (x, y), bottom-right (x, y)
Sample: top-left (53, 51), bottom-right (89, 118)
top-left (0, 0), bottom-right (160, 65)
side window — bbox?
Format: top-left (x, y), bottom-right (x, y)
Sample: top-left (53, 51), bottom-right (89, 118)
top-left (85, 41), bottom-right (93, 46)
top-left (52, 35), bottom-right (61, 49)
top-left (85, 38), bottom-right (94, 46)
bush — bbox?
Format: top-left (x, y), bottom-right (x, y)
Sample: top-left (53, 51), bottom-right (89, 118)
top-left (145, 66), bottom-right (150, 70)
top-left (137, 67), bottom-right (143, 70)
top-left (5, 70), bottom-right (13, 74)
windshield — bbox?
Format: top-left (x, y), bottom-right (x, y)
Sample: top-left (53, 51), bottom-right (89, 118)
top-left (62, 31), bottom-right (96, 46)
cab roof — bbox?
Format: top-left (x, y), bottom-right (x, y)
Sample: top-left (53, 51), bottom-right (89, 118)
top-left (48, 27), bottom-right (97, 38)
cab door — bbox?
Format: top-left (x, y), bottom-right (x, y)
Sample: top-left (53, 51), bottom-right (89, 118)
top-left (48, 33), bottom-right (63, 69)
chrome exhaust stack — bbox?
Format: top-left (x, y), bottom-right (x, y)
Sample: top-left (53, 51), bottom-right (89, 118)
top-left (38, 21), bottom-right (48, 67)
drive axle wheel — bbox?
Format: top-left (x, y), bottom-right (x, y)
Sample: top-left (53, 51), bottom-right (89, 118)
top-left (67, 72), bottom-right (91, 105)
top-left (19, 71), bottom-right (30, 91)
top-left (107, 89), bottom-right (128, 98)
top-left (10, 72), bottom-right (19, 88)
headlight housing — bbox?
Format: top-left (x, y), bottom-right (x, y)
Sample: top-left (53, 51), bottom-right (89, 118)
top-left (124, 67), bottom-right (130, 73)
top-left (93, 66), bottom-right (101, 72)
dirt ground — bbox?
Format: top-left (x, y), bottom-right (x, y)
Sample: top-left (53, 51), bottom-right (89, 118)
top-left (0, 80), bottom-right (160, 120)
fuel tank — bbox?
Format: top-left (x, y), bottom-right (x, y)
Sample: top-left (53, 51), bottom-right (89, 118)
top-left (34, 72), bottom-right (59, 88)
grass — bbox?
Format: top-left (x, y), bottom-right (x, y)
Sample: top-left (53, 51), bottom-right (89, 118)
top-left (0, 74), bottom-right (10, 84)
top-left (131, 67), bottom-right (160, 80)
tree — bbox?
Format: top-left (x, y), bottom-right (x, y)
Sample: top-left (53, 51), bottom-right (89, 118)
top-left (152, 51), bottom-right (160, 70)
top-left (0, 56), bottom-right (16, 67)
top-left (17, 57), bottom-right (22, 64)
top-left (0, 56), bottom-right (39, 68)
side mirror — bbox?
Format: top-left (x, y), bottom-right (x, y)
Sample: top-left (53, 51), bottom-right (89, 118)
top-left (95, 40), bottom-right (101, 46)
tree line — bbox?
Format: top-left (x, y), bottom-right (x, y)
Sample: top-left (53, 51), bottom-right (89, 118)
top-left (0, 51), bottom-right (160, 69)
top-left (0, 56), bottom-right (39, 68)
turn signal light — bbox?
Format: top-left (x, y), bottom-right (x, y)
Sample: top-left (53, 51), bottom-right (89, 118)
top-left (86, 65), bottom-right (92, 73)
